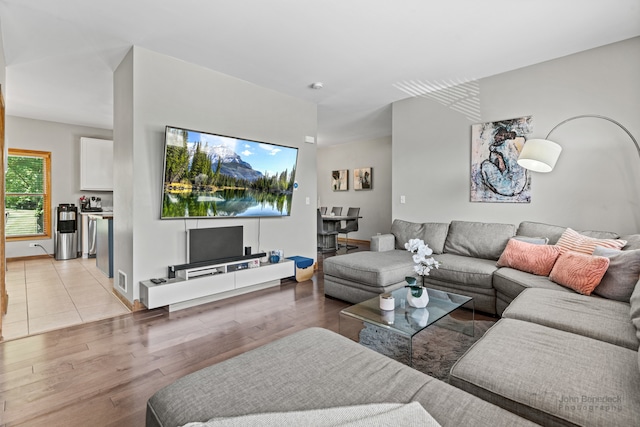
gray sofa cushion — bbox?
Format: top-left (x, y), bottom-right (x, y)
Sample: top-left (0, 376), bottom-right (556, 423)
top-left (444, 220), bottom-right (515, 260)
top-left (512, 235), bottom-right (548, 245)
top-left (493, 267), bottom-right (573, 301)
top-left (517, 220), bottom-right (620, 244)
top-left (429, 253), bottom-right (497, 289)
top-left (323, 250), bottom-right (414, 288)
top-left (391, 219), bottom-right (425, 250)
top-left (189, 403), bottom-right (442, 427)
top-left (578, 229), bottom-right (620, 239)
top-left (621, 234), bottom-right (640, 251)
top-left (516, 221), bottom-right (567, 244)
top-left (631, 281), bottom-right (640, 373)
top-left (324, 274), bottom-right (406, 304)
top-left (391, 219), bottom-right (449, 254)
top-left (410, 373), bottom-right (537, 427)
top-left (147, 327), bottom-right (536, 427)
top-left (450, 319), bottom-right (640, 427)
top-left (502, 288), bottom-right (639, 350)
top-left (632, 280), bottom-right (640, 340)
top-left (592, 246), bottom-right (640, 301)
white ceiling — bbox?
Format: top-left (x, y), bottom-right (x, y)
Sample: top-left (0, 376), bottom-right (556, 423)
top-left (1, 0), bottom-right (639, 145)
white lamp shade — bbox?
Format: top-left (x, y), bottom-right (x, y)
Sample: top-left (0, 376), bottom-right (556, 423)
top-left (517, 139), bottom-right (563, 173)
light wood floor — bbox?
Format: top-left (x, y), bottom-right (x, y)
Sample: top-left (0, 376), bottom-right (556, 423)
top-left (0, 248), bottom-right (357, 426)
top-left (0, 244), bottom-right (488, 426)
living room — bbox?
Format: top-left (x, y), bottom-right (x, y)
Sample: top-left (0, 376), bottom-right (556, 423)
top-left (5, 38), bottom-right (639, 310)
top-left (0, 2), bottom-right (639, 425)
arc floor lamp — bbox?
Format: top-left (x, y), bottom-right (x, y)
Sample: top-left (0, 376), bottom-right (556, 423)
top-left (517, 114), bottom-right (640, 173)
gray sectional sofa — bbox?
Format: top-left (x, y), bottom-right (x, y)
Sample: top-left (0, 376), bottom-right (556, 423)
top-left (146, 327), bottom-right (536, 427)
top-left (324, 219), bottom-right (522, 314)
top-left (323, 219), bottom-right (639, 315)
top-left (450, 286), bottom-right (640, 426)
top-left (321, 219), bottom-right (640, 425)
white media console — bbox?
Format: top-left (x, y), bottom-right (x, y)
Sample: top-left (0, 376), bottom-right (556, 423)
top-left (139, 257), bottom-right (294, 311)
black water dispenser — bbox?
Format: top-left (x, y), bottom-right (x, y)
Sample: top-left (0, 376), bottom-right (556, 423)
top-left (54, 203), bottom-right (78, 260)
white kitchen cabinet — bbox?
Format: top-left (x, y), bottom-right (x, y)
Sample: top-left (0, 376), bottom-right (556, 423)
top-left (80, 137), bottom-right (113, 191)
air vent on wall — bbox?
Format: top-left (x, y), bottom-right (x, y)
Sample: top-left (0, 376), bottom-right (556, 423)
top-left (118, 270), bottom-right (128, 292)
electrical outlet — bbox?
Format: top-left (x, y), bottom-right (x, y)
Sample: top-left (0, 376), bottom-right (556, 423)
top-left (400, 195), bottom-right (406, 204)
top-left (29, 243), bottom-right (38, 247)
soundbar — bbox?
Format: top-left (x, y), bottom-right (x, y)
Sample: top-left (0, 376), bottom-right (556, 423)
top-left (168, 252), bottom-right (266, 279)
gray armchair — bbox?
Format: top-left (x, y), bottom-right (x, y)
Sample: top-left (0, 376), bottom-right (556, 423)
top-left (331, 207), bottom-right (342, 216)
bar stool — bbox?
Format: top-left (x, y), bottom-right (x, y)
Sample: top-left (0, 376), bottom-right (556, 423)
top-left (338, 207), bottom-right (360, 250)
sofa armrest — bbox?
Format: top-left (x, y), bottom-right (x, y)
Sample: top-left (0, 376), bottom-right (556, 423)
top-left (371, 234), bottom-right (396, 252)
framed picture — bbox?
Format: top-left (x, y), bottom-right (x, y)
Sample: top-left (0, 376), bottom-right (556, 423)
top-left (332, 169), bottom-right (348, 191)
top-left (354, 167), bottom-right (372, 190)
top-left (470, 116), bottom-right (532, 203)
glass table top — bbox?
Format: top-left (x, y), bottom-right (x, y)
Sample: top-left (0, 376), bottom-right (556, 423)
top-left (340, 287), bottom-right (473, 337)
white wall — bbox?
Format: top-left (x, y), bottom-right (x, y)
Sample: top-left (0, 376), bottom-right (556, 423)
top-left (113, 49), bottom-right (134, 298)
top-left (5, 116), bottom-right (112, 258)
top-left (317, 136), bottom-right (392, 239)
top-left (113, 47), bottom-right (317, 304)
top-left (392, 37), bottom-right (640, 235)
top-left (0, 20), bottom-right (5, 90)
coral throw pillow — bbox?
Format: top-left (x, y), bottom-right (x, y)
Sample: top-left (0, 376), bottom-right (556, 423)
top-left (496, 238), bottom-right (561, 276)
top-left (556, 228), bottom-right (626, 254)
top-left (549, 251), bottom-right (610, 295)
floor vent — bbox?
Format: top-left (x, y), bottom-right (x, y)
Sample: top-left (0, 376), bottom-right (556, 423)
top-left (117, 270), bottom-right (128, 292)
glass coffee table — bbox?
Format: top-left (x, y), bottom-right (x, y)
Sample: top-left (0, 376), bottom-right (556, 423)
top-left (339, 287), bottom-right (474, 367)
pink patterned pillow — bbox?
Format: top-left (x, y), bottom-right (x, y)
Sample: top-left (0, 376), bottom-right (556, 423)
top-left (549, 251), bottom-right (610, 295)
top-left (556, 227), bottom-right (626, 254)
top-left (496, 238), bottom-right (561, 276)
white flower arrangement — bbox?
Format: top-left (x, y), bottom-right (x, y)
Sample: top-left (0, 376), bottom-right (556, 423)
top-left (404, 238), bottom-right (441, 289)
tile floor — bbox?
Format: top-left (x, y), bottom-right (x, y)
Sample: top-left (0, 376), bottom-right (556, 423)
top-left (2, 256), bottom-right (130, 341)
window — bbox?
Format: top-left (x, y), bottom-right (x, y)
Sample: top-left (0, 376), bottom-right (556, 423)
top-left (5, 149), bottom-right (51, 241)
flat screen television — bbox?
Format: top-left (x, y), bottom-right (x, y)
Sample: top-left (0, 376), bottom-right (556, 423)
top-left (188, 226), bottom-right (243, 264)
top-left (161, 126), bottom-right (299, 218)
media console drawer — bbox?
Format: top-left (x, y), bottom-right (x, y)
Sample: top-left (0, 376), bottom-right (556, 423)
top-left (140, 259), bottom-right (295, 310)
top-left (235, 261), bottom-right (292, 289)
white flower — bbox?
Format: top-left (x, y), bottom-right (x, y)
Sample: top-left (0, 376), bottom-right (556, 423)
top-left (405, 237), bottom-right (440, 279)
top-left (404, 238), bottom-right (424, 252)
top-left (412, 253), bottom-right (423, 264)
top-left (417, 244), bottom-right (433, 258)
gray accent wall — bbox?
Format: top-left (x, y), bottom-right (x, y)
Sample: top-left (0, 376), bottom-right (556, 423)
top-left (113, 47), bottom-right (317, 304)
top-left (317, 136), bottom-right (392, 239)
top-left (392, 37), bottom-right (640, 235)
top-left (5, 116), bottom-right (112, 258)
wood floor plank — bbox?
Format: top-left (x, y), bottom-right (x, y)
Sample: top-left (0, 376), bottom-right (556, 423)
top-left (0, 248), bottom-right (364, 426)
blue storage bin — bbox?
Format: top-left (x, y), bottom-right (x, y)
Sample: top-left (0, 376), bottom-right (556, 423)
top-left (286, 256), bottom-right (314, 282)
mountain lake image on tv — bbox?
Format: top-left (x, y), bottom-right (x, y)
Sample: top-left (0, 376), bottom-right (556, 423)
top-left (162, 126), bottom-right (299, 218)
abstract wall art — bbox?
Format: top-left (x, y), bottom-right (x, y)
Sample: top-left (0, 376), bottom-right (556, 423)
top-left (471, 116), bottom-right (533, 203)
top-left (332, 169), bottom-right (348, 191)
top-left (354, 167), bottom-right (372, 190)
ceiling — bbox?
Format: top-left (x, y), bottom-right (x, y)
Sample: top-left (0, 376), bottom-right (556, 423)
top-left (0, 1), bottom-right (639, 146)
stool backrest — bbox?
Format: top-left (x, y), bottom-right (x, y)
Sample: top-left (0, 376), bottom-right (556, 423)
top-left (343, 207), bottom-right (360, 232)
